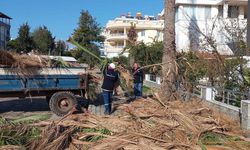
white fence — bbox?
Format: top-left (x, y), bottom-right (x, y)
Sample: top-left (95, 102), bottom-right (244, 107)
top-left (188, 85), bottom-right (250, 130)
top-left (143, 75), bottom-right (250, 130)
top-left (144, 74), bottom-right (161, 88)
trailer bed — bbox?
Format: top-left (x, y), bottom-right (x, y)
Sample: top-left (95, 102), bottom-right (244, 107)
top-left (0, 67), bottom-right (88, 116)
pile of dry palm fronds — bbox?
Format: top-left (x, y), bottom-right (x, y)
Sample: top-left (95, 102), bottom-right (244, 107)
top-left (26, 96), bottom-right (250, 150)
top-left (0, 50), bottom-right (47, 69)
top-left (0, 50), bottom-right (82, 75)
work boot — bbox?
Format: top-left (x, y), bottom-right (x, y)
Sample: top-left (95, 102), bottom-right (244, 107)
top-left (104, 111), bottom-right (111, 115)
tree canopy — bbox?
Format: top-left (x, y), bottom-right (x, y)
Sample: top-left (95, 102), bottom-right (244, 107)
top-left (16, 23), bottom-right (34, 53)
top-left (32, 26), bottom-right (55, 54)
top-left (52, 40), bottom-right (67, 56)
top-left (71, 10), bottom-right (104, 67)
top-left (125, 41), bottom-right (163, 73)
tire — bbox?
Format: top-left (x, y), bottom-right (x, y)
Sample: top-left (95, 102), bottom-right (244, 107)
top-left (49, 91), bottom-right (77, 116)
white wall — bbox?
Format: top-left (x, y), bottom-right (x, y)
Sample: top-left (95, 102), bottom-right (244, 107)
top-left (145, 74), bottom-right (161, 85)
top-left (175, 2), bottom-right (245, 55)
top-left (137, 30), bottom-right (163, 43)
top-left (106, 52), bottom-right (129, 58)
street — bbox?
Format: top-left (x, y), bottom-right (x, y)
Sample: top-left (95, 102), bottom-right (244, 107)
top-left (0, 97), bottom-right (51, 119)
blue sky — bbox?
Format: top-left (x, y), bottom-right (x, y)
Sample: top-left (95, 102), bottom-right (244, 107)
top-left (0, 0), bottom-right (164, 41)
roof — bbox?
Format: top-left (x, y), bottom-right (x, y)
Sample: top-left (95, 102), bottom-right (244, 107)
top-left (0, 12), bottom-right (12, 19)
top-left (48, 56), bottom-right (77, 62)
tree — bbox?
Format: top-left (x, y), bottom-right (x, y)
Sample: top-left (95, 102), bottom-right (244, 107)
top-left (6, 39), bottom-right (18, 51)
top-left (112, 55), bottom-right (129, 68)
top-left (72, 10), bottom-right (104, 67)
top-left (125, 41), bottom-right (163, 74)
top-left (127, 23), bottom-right (138, 66)
top-left (16, 23), bottom-right (33, 53)
top-left (53, 40), bottom-right (67, 56)
top-left (32, 26), bottom-right (55, 54)
top-left (161, 0), bottom-right (177, 101)
top-left (247, 1), bottom-right (250, 51)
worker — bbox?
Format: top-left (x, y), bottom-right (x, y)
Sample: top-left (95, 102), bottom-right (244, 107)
top-left (101, 63), bottom-right (119, 115)
top-left (132, 63), bottom-right (144, 99)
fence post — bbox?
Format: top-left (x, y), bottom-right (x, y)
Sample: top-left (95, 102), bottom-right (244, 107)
top-left (222, 90), bottom-right (225, 103)
top-left (201, 86), bottom-right (206, 100)
top-left (202, 87), bottom-right (214, 101)
top-left (241, 100), bottom-right (250, 130)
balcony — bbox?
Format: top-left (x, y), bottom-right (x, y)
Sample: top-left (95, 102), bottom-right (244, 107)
top-left (106, 19), bottom-right (164, 30)
top-left (220, 18), bottom-right (247, 29)
top-left (104, 45), bottom-right (125, 53)
top-left (0, 19), bottom-right (10, 27)
top-left (176, 0), bottom-right (223, 5)
top-left (106, 33), bottom-right (128, 41)
top-left (227, 0), bottom-right (247, 5)
top-left (0, 12), bottom-right (11, 26)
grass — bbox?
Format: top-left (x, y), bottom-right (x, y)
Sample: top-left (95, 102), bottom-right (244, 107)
top-left (79, 127), bottom-right (112, 142)
top-left (0, 127), bottom-right (41, 147)
top-left (199, 132), bottom-right (247, 149)
top-left (200, 132), bottom-right (224, 145)
top-left (0, 117), bottom-right (9, 125)
top-left (0, 116), bottom-right (42, 147)
top-left (143, 85), bottom-right (151, 94)
top-left (12, 114), bottom-right (51, 124)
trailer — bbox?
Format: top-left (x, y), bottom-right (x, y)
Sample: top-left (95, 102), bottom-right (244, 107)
top-left (0, 67), bottom-right (88, 116)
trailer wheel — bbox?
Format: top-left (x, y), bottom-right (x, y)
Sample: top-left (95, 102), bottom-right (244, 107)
top-left (49, 92), bottom-right (77, 116)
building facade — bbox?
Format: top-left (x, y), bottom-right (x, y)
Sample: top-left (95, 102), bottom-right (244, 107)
top-left (102, 0), bottom-right (248, 58)
top-left (175, 0), bottom-right (248, 54)
top-left (0, 12), bottom-right (11, 50)
top-left (102, 13), bottom-right (164, 58)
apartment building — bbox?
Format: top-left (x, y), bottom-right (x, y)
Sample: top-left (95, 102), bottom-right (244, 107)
top-left (175, 0), bottom-right (248, 54)
top-left (102, 12), bottom-right (164, 58)
top-left (0, 12), bottom-right (11, 50)
top-left (103, 0), bottom-right (247, 58)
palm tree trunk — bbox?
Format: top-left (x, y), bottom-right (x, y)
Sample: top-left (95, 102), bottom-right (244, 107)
top-left (160, 0), bottom-right (177, 101)
top-left (247, 0), bottom-right (250, 54)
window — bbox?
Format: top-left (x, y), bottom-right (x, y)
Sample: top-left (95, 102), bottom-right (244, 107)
top-left (156, 31), bottom-right (160, 38)
top-left (183, 5), bottom-right (211, 20)
top-left (205, 6), bottom-right (211, 19)
top-left (228, 6), bottom-right (239, 18)
top-left (1, 27), bottom-right (5, 41)
top-left (244, 6), bottom-right (247, 19)
top-left (218, 5), bottom-right (224, 17)
top-left (176, 6), bottom-right (179, 20)
top-left (141, 30), bottom-right (145, 36)
top-left (183, 5), bottom-right (194, 18)
top-left (196, 6), bottom-right (205, 19)
top-left (150, 75), bottom-right (156, 82)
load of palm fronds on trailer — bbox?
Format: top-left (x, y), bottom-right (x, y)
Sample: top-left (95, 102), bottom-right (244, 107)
top-left (0, 50), bottom-right (83, 75)
top-left (0, 50), bottom-right (47, 68)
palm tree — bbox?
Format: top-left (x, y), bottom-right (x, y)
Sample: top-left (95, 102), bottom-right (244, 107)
top-left (247, 1), bottom-right (250, 53)
top-left (161, 0), bottom-right (177, 101)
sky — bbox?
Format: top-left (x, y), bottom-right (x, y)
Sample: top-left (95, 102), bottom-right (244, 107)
top-left (0, 0), bottom-right (164, 41)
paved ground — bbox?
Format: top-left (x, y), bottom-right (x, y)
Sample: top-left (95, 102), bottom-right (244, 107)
top-left (0, 97), bottom-right (52, 119)
top-left (0, 95), bottom-right (130, 119)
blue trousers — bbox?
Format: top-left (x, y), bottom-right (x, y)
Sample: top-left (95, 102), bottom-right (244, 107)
top-left (134, 83), bottom-right (143, 97)
top-left (102, 90), bottom-right (113, 114)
